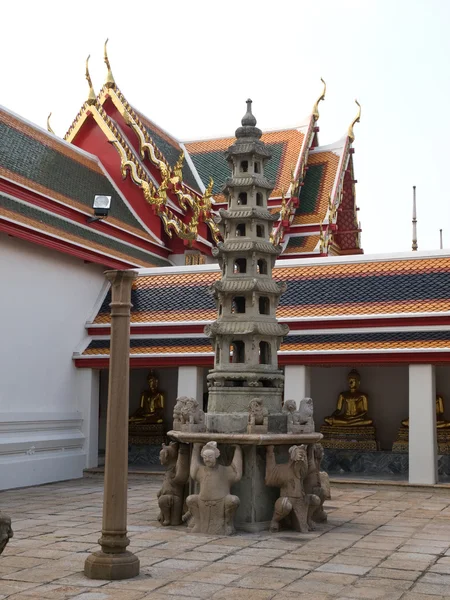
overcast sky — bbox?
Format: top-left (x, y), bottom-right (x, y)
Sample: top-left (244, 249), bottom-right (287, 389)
top-left (2, 0), bottom-right (449, 254)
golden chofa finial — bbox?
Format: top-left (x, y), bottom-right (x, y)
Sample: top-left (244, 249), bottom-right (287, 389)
top-left (312, 77), bottom-right (326, 121)
top-left (104, 39), bottom-right (115, 88)
top-left (348, 99), bottom-right (361, 143)
top-left (47, 112), bottom-right (55, 135)
top-left (85, 55), bottom-right (96, 105)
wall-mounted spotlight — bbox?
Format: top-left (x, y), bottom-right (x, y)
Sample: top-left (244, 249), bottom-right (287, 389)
top-left (87, 195), bottom-right (112, 223)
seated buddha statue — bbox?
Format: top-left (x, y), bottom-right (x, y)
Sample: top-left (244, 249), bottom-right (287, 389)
top-left (401, 395), bottom-right (450, 429)
top-left (129, 371), bottom-right (165, 424)
top-left (324, 369), bottom-right (373, 427)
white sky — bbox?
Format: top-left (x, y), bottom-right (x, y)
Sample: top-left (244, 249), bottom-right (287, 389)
top-left (2, 0), bottom-right (449, 254)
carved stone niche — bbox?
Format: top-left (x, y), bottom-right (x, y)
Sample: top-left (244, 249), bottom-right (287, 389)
top-left (172, 396), bottom-right (206, 432)
top-left (0, 513), bottom-right (13, 555)
top-left (283, 398), bottom-right (315, 434)
top-left (247, 398), bottom-right (268, 434)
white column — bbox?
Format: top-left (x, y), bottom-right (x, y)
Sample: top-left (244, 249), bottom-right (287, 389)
top-left (409, 364), bottom-right (437, 484)
top-left (284, 365), bottom-right (311, 409)
top-left (76, 368), bottom-right (100, 469)
top-left (178, 366), bottom-right (204, 403)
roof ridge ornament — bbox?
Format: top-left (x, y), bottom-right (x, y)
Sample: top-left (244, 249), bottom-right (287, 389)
top-left (242, 99), bottom-right (257, 127)
top-left (85, 55), bottom-right (97, 105)
top-left (104, 39), bottom-right (115, 88)
top-left (348, 99), bottom-right (361, 143)
top-left (312, 78), bottom-right (326, 121)
top-left (47, 112), bottom-right (55, 135)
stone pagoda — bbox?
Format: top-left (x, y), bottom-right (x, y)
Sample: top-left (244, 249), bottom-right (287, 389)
top-left (205, 99), bottom-right (289, 433)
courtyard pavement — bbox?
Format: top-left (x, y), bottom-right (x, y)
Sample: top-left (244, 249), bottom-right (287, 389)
top-left (2, 477), bottom-right (450, 599)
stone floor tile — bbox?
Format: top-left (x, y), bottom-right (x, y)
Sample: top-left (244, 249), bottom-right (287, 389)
top-left (335, 586), bottom-right (404, 599)
top-left (301, 571), bottom-right (359, 585)
top-left (354, 577), bottom-right (413, 590)
top-left (210, 589), bottom-right (276, 599)
top-left (142, 557), bottom-right (209, 571)
top-left (327, 554), bottom-right (382, 567)
top-left (271, 593), bottom-right (331, 600)
top-left (218, 554), bottom-right (274, 566)
top-left (284, 577), bottom-right (345, 595)
top-left (270, 558), bottom-right (319, 570)
top-left (49, 575), bottom-right (109, 588)
top-left (150, 581), bottom-right (223, 598)
top-left (15, 584), bottom-right (92, 599)
top-left (401, 594), bottom-right (447, 600)
top-left (193, 543), bottom-right (241, 554)
top-left (232, 566), bottom-right (304, 590)
top-left (173, 550), bottom-right (227, 562)
top-left (368, 567), bottom-right (422, 580)
top-left (183, 570), bottom-right (244, 585)
top-left (2, 568), bottom-right (76, 584)
top-left (399, 544), bottom-right (449, 554)
top-left (411, 582), bottom-right (450, 596)
top-left (315, 562), bottom-right (371, 575)
top-left (420, 572), bottom-right (450, 586)
top-left (0, 581), bottom-right (42, 596)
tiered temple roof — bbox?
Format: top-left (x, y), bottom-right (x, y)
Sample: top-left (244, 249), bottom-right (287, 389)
top-left (1, 43), bottom-right (362, 269)
top-left (75, 251), bottom-right (450, 367)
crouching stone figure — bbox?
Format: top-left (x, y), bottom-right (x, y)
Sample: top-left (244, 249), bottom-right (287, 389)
top-left (265, 444), bottom-right (320, 533)
top-left (0, 513), bottom-right (13, 555)
top-left (186, 442), bottom-right (242, 535)
top-left (157, 442), bottom-right (190, 526)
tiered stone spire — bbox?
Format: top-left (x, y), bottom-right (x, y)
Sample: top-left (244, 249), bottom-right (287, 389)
top-left (205, 100), bottom-right (289, 430)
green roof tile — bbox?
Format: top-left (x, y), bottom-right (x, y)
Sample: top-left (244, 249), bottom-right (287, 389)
top-left (0, 121), bottom-right (147, 232)
top-left (296, 163), bottom-right (324, 215)
top-left (1, 193), bottom-right (171, 267)
top-left (190, 143), bottom-right (285, 195)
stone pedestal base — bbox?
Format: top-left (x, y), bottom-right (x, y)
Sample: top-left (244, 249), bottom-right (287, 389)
top-left (320, 426), bottom-right (379, 451)
top-left (392, 427), bottom-right (450, 454)
top-left (207, 386), bottom-right (283, 415)
top-left (84, 551), bottom-right (140, 580)
top-left (128, 422), bottom-right (165, 446)
top-left (168, 430), bottom-right (323, 532)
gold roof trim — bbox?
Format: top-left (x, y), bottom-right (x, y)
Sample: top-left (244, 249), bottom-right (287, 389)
top-left (47, 113), bottom-right (55, 135)
top-left (103, 39), bottom-right (115, 88)
top-left (312, 77), bottom-right (326, 121)
top-left (348, 99), bottom-right (361, 143)
top-left (85, 55), bottom-right (97, 105)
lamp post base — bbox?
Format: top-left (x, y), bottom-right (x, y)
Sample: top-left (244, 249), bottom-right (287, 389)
top-left (84, 551), bottom-right (140, 580)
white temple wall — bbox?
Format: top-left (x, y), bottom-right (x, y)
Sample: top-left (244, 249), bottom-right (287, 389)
top-left (0, 235), bottom-right (106, 489)
top-left (310, 365), bottom-right (409, 450)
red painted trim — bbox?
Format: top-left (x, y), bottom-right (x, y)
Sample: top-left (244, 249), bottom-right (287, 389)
top-left (75, 351), bottom-right (450, 369)
top-left (0, 219), bottom-right (134, 270)
top-left (279, 352), bottom-right (450, 365)
top-left (0, 178), bottom-right (170, 259)
top-left (87, 315), bottom-right (450, 336)
top-left (88, 324), bottom-right (206, 335)
top-left (75, 356), bottom-right (214, 369)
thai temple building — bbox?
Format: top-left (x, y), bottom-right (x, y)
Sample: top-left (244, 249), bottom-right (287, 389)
top-left (1, 43), bottom-right (450, 491)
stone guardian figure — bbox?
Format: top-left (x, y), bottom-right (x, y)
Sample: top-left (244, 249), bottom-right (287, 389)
top-left (265, 444), bottom-right (320, 533)
top-left (157, 442), bottom-right (190, 526)
top-left (186, 442), bottom-right (242, 535)
top-left (0, 513), bottom-right (13, 555)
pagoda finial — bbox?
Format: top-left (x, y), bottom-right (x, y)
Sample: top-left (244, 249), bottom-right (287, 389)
top-left (104, 39), bottom-right (115, 88)
top-left (242, 99), bottom-right (257, 127)
top-left (47, 112), bottom-right (55, 135)
top-left (412, 185), bottom-right (418, 251)
top-left (312, 78), bottom-right (326, 121)
top-left (348, 99), bottom-right (361, 142)
top-left (85, 55), bottom-right (96, 105)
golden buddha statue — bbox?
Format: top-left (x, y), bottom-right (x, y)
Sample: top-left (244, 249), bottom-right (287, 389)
top-left (400, 395), bottom-right (450, 429)
top-left (324, 369), bottom-right (373, 427)
top-left (129, 371), bottom-right (164, 424)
